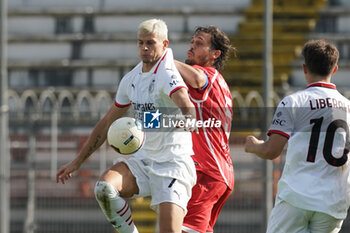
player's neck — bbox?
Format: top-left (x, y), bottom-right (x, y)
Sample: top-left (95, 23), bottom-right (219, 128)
top-left (142, 63), bottom-right (156, 73)
top-left (203, 60), bottom-right (215, 69)
top-left (306, 75), bottom-right (331, 85)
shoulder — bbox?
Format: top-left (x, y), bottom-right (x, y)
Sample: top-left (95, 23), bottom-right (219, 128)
top-left (285, 88), bottom-right (311, 102)
top-left (164, 67), bottom-right (178, 76)
top-left (335, 90), bottom-right (350, 102)
top-left (160, 68), bottom-right (182, 84)
top-left (160, 64), bottom-right (184, 86)
top-left (278, 94), bottom-right (298, 108)
top-left (193, 65), bottom-right (215, 76)
top-left (120, 63), bottom-right (141, 82)
top-left (125, 62), bottom-right (142, 78)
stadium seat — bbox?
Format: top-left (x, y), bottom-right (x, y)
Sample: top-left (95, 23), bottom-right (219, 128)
top-left (225, 0), bottom-right (328, 96)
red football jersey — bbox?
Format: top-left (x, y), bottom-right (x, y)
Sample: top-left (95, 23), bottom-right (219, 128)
top-left (187, 65), bottom-right (234, 189)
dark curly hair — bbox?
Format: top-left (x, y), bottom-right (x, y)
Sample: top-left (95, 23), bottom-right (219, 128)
top-left (194, 26), bottom-right (237, 71)
top-left (302, 39), bottom-right (339, 76)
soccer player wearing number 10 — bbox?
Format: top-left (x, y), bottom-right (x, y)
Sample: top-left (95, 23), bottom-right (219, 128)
top-left (245, 39), bottom-right (350, 233)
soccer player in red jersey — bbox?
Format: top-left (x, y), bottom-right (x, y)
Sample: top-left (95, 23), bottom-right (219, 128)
top-left (175, 26), bottom-right (236, 233)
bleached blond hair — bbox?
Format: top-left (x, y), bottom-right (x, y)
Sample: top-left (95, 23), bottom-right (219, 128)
top-left (138, 19), bottom-right (168, 40)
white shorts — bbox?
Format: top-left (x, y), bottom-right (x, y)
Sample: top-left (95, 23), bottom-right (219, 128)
top-left (114, 156), bottom-right (196, 214)
top-left (267, 200), bottom-right (344, 233)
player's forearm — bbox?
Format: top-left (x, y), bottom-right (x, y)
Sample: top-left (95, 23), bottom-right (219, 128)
top-left (74, 119), bottom-right (109, 166)
top-left (181, 102), bottom-right (196, 119)
top-left (74, 105), bottom-right (128, 166)
top-left (176, 95), bottom-right (196, 119)
top-left (171, 88), bottom-right (195, 116)
top-left (247, 142), bottom-right (273, 160)
top-left (245, 136), bottom-right (276, 160)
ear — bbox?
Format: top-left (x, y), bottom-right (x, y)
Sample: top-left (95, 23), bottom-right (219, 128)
top-left (212, 50), bottom-right (221, 59)
top-left (302, 64), bottom-right (308, 75)
top-left (163, 40), bottom-right (169, 48)
top-left (331, 65), bottom-right (338, 75)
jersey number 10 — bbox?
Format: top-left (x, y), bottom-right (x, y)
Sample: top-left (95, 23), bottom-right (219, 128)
top-left (307, 117), bottom-right (349, 167)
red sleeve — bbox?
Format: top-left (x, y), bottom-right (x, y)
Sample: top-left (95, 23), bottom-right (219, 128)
top-left (187, 66), bottom-right (213, 100)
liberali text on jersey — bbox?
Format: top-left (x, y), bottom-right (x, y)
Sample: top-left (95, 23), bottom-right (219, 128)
top-left (309, 97), bottom-right (350, 112)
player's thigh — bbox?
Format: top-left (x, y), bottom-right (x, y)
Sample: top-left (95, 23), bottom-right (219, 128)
top-left (183, 172), bottom-right (228, 233)
top-left (309, 212), bottom-right (343, 233)
top-left (267, 200), bottom-right (311, 233)
top-left (207, 187), bottom-right (232, 232)
top-left (150, 175), bottom-right (191, 213)
top-left (183, 181), bottom-right (212, 233)
top-left (99, 161), bottom-right (139, 198)
top-left (150, 175), bottom-right (190, 232)
top-left (159, 202), bottom-right (185, 233)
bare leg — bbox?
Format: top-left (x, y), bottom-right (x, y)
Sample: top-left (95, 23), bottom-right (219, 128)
top-left (158, 202), bottom-right (185, 233)
top-left (94, 162), bottom-right (139, 233)
top-left (99, 162), bottom-right (139, 197)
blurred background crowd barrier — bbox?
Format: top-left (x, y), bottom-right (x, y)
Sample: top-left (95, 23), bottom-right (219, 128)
top-left (8, 88), bottom-right (286, 233)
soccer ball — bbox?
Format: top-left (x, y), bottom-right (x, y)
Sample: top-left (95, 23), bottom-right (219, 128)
top-left (107, 117), bottom-right (145, 154)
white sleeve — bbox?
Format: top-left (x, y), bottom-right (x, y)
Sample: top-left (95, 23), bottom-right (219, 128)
top-left (115, 77), bottom-right (131, 107)
top-left (268, 96), bottom-right (294, 139)
top-left (160, 68), bottom-right (187, 97)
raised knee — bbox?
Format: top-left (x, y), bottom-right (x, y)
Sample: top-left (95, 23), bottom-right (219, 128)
top-left (94, 181), bottom-right (118, 202)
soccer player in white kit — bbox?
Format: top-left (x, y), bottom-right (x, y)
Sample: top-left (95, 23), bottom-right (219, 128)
top-left (56, 19), bottom-right (197, 233)
top-left (245, 39), bottom-right (350, 233)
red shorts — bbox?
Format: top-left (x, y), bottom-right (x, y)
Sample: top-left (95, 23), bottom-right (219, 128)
top-left (182, 171), bottom-right (232, 233)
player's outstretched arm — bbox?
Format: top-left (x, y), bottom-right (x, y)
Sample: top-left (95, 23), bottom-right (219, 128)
top-left (56, 105), bottom-right (129, 184)
top-left (245, 134), bottom-right (288, 160)
top-left (170, 87), bottom-right (198, 132)
top-left (174, 60), bottom-right (207, 89)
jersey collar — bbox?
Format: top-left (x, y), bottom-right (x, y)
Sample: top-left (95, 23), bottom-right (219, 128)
top-left (139, 49), bottom-right (168, 75)
top-left (153, 50), bottom-right (168, 74)
top-left (306, 82), bottom-right (336, 90)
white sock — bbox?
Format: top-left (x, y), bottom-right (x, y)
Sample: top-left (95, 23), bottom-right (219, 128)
top-left (94, 181), bottom-right (139, 233)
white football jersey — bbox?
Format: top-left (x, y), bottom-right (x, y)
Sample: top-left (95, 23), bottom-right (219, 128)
top-left (115, 48), bottom-right (193, 162)
top-left (269, 82), bottom-right (350, 219)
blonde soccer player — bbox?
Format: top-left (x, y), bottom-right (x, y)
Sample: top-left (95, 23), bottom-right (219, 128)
top-left (56, 19), bottom-right (197, 233)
